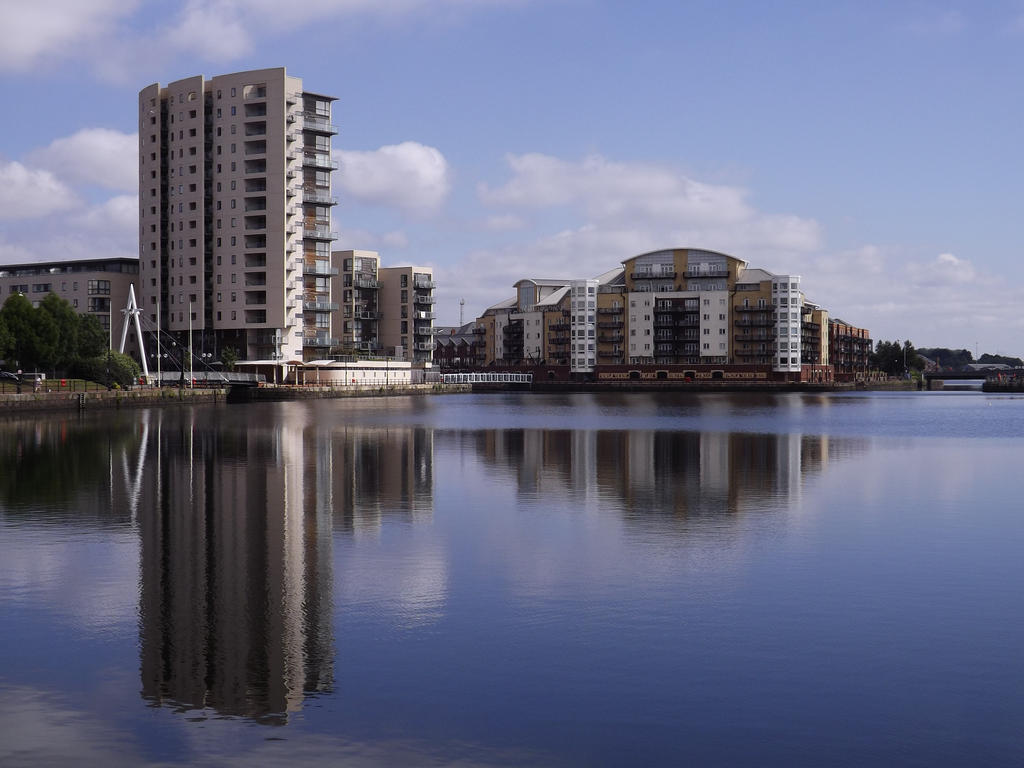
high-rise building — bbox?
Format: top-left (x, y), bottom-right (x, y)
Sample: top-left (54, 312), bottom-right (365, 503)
top-left (138, 68), bottom-right (338, 363)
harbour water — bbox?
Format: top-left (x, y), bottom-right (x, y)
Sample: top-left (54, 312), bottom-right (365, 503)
top-left (1, 391), bottom-right (1023, 766)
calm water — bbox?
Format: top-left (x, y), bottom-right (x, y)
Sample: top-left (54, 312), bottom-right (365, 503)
top-left (1, 391), bottom-right (1023, 766)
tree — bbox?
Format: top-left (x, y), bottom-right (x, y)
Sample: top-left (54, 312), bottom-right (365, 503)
top-left (78, 314), bottom-right (107, 359)
top-left (38, 293), bottom-right (80, 370)
top-left (871, 339), bottom-right (923, 377)
top-left (0, 312), bottom-right (12, 365)
top-left (917, 347), bottom-right (973, 370)
top-left (0, 293), bottom-right (58, 372)
top-left (221, 346), bottom-right (238, 371)
top-left (978, 353), bottom-right (1024, 368)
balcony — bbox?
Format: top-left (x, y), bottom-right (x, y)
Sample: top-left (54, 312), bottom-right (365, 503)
top-left (303, 263), bottom-right (339, 277)
top-left (303, 300), bottom-right (339, 312)
top-left (631, 271), bottom-right (676, 280)
top-left (597, 321), bottom-right (623, 329)
top-left (415, 342), bottom-right (434, 352)
top-left (303, 189), bottom-right (338, 206)
top-left (414, 311), bottom-right (435, 320)
top-left (302, 114), bottom-right (339, 135)
top-left (413, 278), bottom-right (436, 289)
top-left (685, 267), bottom-right (729, 278)
top-left (549, 335), bottom-right (570, 345)
top-left (549, 322), bottom-right (570, 331)
top-left (597, 307), bottom-right (623, 315)
top-left (472, 327), bottom-right (486, 335)
top-left (353, 275), bottom-right (378, 289)
top-left (357, 310), bottom-right (380, 320)
top-left (414, 325), bottom-right (432, 335)
top-left (599, 334), bottom-right (624, 344)
top-left (303, 226), bottom-right (339, 241)
top-left (303, 335), bottom-right (338, 348)
top-left (598, 349), bottom-right (622, 359)
top-left (303, 153), bottom-right (339, 171)
top-left (413, 294), bottom-right (435, 305)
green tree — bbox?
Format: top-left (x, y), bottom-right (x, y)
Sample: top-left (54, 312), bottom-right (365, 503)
top-left (871, 339), bottom-right (923, 377)
top-left (220, 346), bottom-right (238, 371)
top-left (0, 312), bottom-right (12, 365)
top-left (978, 353), bottom-right (1024, 368)
top-left (38, 293), bottom-right (80, 370)
top-left (77, 314), bottom-right (107, 358)
top-left (0, 293), bottom-right (58, 372)
top-left (917, 347), bottom-right (973, 370)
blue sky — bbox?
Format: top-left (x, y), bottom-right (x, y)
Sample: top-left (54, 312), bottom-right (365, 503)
top-left (1, 0), bottom-right (1022, 355)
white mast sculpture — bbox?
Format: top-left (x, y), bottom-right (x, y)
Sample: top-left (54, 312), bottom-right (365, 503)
top-left (118, 283), bottom-right (151, 383)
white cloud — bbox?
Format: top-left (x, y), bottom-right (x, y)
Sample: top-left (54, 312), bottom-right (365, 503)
top-left (71, 195), bottom-right (139, 235)
top-left (27, 129), bottom-right (138, 192)
top-left (484, 213), bottom-right (527, 231)
top-left (0, 161), bottom-right (79, 219)
top-left (0, 0), bottom-right (136, 71)
top-left (336, 142), bottom-right (451, 214)
top-left (479, 153), bottom-right (821, 252)
top-left (442, 152), bottom-right (822, 319)
top-left (337, 228), bottom-right (410, 251)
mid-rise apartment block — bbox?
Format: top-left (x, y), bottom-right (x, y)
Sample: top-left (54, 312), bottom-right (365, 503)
top-left (379, 266), bottom-right (436, 362)
top-left (332, 250), bottom-right (379, 355)
top-left (138, 67), bottom-right (338, 362)
top-left (0, 257), bottom-right (141, 358)
top-left (469, 247), bottom-right (870, 379)
top-left (331, 251), bottom-right (436, 362)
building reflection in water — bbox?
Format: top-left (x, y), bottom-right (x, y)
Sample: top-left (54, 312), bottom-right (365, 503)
top-left (137, 408), bottom-right (336, 724)
top-left (462, 428), bottom-right (865, 521)
top-left (134, 407), bottom-right (437, 724)
top-left (330, 426), bottom-right (434, 536)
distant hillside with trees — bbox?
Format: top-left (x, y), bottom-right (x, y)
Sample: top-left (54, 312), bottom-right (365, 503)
top-left (916, 348), bottom-right (1024, 370)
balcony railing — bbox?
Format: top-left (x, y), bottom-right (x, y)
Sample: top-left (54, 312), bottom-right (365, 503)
top-left (631, 271), bottom-right (676, 280)
top-left (303, 335), bottom-right (338, 347)
top-left (597, 307), bottom-right (623, 315)
top-left (413, 278), bottom-right (436, 289)
top-left (302, 115), bottom-right (339, 134)
top-left (303, 263), bottom-right (339, 276)
top-left (303, 300), bottom-right (339, 312)
top-left (303, 189), bottom-right (338, 206)
top-left (353, 276), bottom-right (378, 289)
top-left (414, 311), bottom-right (435, 320)
top-left (303, 226), bottom-right (339, 241)
top-left (685, 267), bottom-right (729, 277)
top-left (303, 154), bottom-right (339, 170)
top-left (413, 294), bottom-right (435, 304)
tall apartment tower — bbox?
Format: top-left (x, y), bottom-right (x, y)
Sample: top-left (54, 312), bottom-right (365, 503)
top-left (138, 68), bottom-right (338, 363)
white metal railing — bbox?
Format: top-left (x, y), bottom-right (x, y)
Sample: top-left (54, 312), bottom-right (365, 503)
top-left (442, 373), bottom-right (533, 384)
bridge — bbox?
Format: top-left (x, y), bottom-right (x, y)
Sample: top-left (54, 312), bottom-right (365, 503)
top-left (441, 372), bottom-right (533, 385)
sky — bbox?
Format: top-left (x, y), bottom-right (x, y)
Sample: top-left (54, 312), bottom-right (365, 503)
top-left (1, 0), bottom-right (1023, 355)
